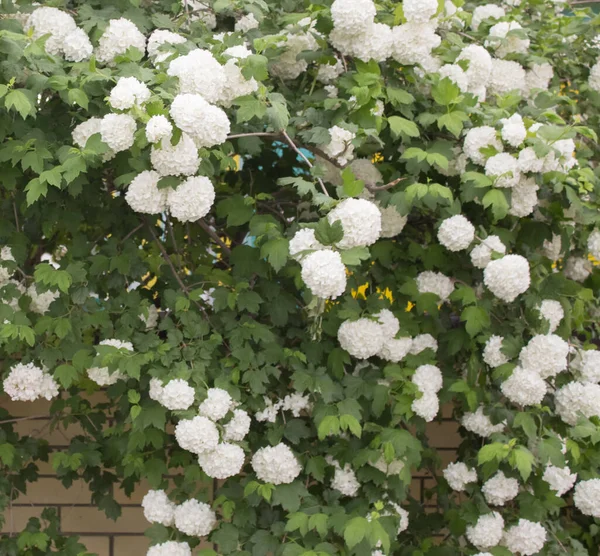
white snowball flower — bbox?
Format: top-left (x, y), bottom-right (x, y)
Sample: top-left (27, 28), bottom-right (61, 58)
top-left (169, 93), bottom-right (230, 148)
top-left (147, 29), bottom-right (186, 64)
top-left (404, 0), bottom-right (439, 22)
top-left (251, 443), bottom-right (302, 485)
top-left (158, 379), bottom-right (195, 410)
top-left (502, 519), bottom-right (547, 556)
top-left (87, 367), bottom-right (124, 386)
top-left (485, 153), bottom-right (520, 188)
top-left (412, 365), bottom-right (443, 394)
top-left (167, 176), bottom-right (215, 223)
top-left (487, 59), bottom-right (527, 96)
top-left (578, 350), bottom-right (600, 383)
top-left (482, 471), bottom-right (519, 506)
top-left (466, 512), bottom-right (504, 550)
top-left (519, 334), bottom-right (569, 379)
top-left (147, 542), bottom-right (191, 556)
top-left (589, 60), bottom-right (600, 92)
top-left (96, 18), bottom-right (146, 64)
top-left (588, 229), bottom-right (600, 259)
top-left (317, 58), bottom-right (345, 83)
top-left (255, 397), bottom-right (282, 423)
top-left (574, 479), bottom-right (600, 517)
top-left (378, 337), bottom-right (413, 363)
top-left (438, 215), bottom-right (475, 251)
top-left (390, 23), bottom-right (441, 68)
top-left (218, 59), bottom-right (259, 107)
top-left (167, 49), bottom-right (226, 104)
top-left (270, 31), bottom-right (320, 79)
top-left (289, 229), bottom-right (326, 261)
top-left (471, 236), bottom-right (506, 269)
top-left (564, 257), bottom-right (592, 282)
top-left (175, 416), bottom-right (219, 454)
top-left (526, 62), bottom-right (554, 93)
top-left (224, 45), bottom-right (253, 59)
top-left (379, 205), bottom-right (408, 238)
top-left (151, 133), bottom-right (200, 177)
top-left (198, 443), bottom-right (245, 479)
top-left (374, 309), bottom-right (399, 339)
top-left (331, 0), bottom-right (376, 33)
top-left (149, 378), bottom-right (164, 401)
top-left (327, 198), bottom-right (382, 249)
top-left (100, 114), bottom-right (136, 153)
top-left (99, 338), bottom-right (134, 351)
top-left (542, 233), bottom-right (563, 261)
top-left (412, 390), bottom-right (440, 422)
top-left (509, 177), bottom-right (539, 217)
top-left (471, 4), bottom-right (505, 30)
top-left (173, 499), bottom-right (217, 537)
top-left (483, 335), bottom-right (509, 368)
top-left (443, 462), bottom-right (478, 491)
top-left (338, 318), bottom-right (386, 360)
top-left (518, 147), bottom-right (545, 174)
top-left (3, 362), bottom-right (59, 402)
top-left (145, 116), bottom-right (173, 144)
top-left (63, 28), bottom-right (93, 62)
top-left (463, 126), bottom-right (503, 165)
top-left (487, 21), bottom-right (530, 58)
top-left (501, 366), bottom-right (547, 406)
top-left (410, 334), bottom-right (438, 354)
top-left (141, 490), bottom-right (176, 526)
top-left (235, 13), bottom-right (260, 33)
top-left (501, 114), bottom-right (527, 147)
top-left (331, 462), bottom-right (360, 496)
top-left (223, 409), bottom-right (251, 442)
top-left (125, 171), bottom-right (168, 215)
top-left (462, 406), bottom-right (505, 437)
top-left (27, 284), bottom-right (59, 314)
top-left (25, 7), bottom-right (77, 56)
top-left (554, 381), bottom-right (600, 425)
top-left (108, 77), bottom-right (151, 110)
top-left (323, 126), bottom-right (356, 166)
top-left (281, 393), bottom-right (312, 417)
top-left (416, 271), bottom-right (454, 301)
top-left (438, 64), bottom-right (469, 92)
top-left (72, 118), bottom-right (102, 149)
top-left (543, 465), bottom-right (577, 496)
top-left (457, 45), bottom-right (493, 93)
top-left (300, 250), bottom-right (347, 299)
top-left (198, 388), bottom-right (234, 421)
top-left (484, 255), bottom-right (530, 302)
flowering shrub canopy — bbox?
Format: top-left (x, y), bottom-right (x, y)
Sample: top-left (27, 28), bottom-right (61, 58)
top-left (1, 0), bottom-right (600, 554)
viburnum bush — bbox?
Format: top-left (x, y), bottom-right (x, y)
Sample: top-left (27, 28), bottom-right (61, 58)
top-left (2, 0), bottom-right (600, 554)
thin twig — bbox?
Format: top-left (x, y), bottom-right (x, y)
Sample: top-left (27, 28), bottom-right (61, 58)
top-left (120, 222), bottom-right (144, 244)
top-left (165, 217), bottom-right (182, 272)
top-left (366, 177), bottom-right (407, 192)
top-left (146, 220), bottom-right (190, 295)
top-left (280, 129), bottom-right (330, 197)
top-left (198, 220), bottom-right (232, 256)
top-left (227, 132), bottom-right (280, 140)
top-left (12, 200), bottom-right (19, 233)
top-left (0, 414), bottom-right (48, 425)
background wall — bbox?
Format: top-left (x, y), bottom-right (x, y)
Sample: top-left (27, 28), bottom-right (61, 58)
top-left (1, 397), bottom-right (459, 556)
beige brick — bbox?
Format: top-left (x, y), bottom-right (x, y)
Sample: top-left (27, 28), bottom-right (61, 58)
top-left (410, 478), bottom-right (422, 500)
top-left (79, 536), bottom-right (110, 556)
top-left (15, 478), bottom-right (91, 505)
top-left (13, 419), bottom-right (85, 446)
top-left (441, 403), bottom-right (454, 420)
top-left (1, 398), bottom-right (52, 417)
top-left (425, 421), bottom-right (461, 449)
top-left (114, 535), bottom-right (149, 553)
top-left (422, 477), bottom-right (438, 505)
top-left (1, 506), bottom-right (46, 533)
top-left (61, 506), bottom-right (147, 534)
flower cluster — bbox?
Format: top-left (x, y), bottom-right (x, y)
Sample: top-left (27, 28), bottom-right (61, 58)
top-left (3, 362), bottom-right (59, 402)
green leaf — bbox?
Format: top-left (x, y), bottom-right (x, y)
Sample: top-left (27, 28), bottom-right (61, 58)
top-left (387, 87), bottom-right (415, 106)
top-left (261, 238), bottom-right (289, 272)
top-left (314, 218), bottom-right (344, 246)
top-left (0, 443), bottom-right (16, 466)
top-left (461, 306), bottom-right (490, 337)
top-left (388, 115), bottom-right (420, 138)
top-left (341, 167), bottom-right (365, 196)
top-left (241, 54), bottom-right (269, 81)
top-left (340, 247), bottom-right (370, 266)
top-left (509, 446), bottom-right (535, 481)
top-left (285, 513), bottom-right (309, 536)
top-left (54, 364), bottom-right (78, 388)
top-left (5, 89), bottom-right (34, 119)
top-left (513, 413), bottom-right (537, 441)
top-left (25, 178), bottom-right (48, 205)
top-left (478, 442), bottom-right (509, 465)
top-left (482, 189), bottom-right (509, 221)
top-left (437, 111), bottom-right (468, 138)
top-left (67, 88), bottom-right (89, 110)
top-left (317, 415), bottom-right (340, 440)
top-left (217, 195), bottom-right (254, 226)
top-left (235, 95), bottom-right (267, 123)
top-left (432, 78), bottom-right (460, 106)
top-left (344, 517), bottom-right (369, 548)
top-left (339, 414), bottom-right (362, 437)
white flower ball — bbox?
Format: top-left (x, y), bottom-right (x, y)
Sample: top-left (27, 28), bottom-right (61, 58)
top-left (139, 303), bottom-right (159, 330)
top-left (410, 333), bottom-right (438, 354)
top-left (72, 118), bottom-right (102, 149)
top-left (125, 171), bottom-right (168, 215)
top-left (158, 379), bottom-right (195, 411)
top-left (526, 62), bottom-right (554, 94)
top-left (574, 479), bottom-right (600, 517)
top-left (463, 126), bottom-right (503, 166)
top-left (63, 28), bottom-right (93, 62)
top-left (501, 366), bottom-right (547, 406)
top-left (300, 250), bottom-right (347, 299)
top-left (554, 381), bottom-right (600, 425)
top-left (502, 519), bottom-right (547, 556)
top-left (141, 490), bottom-right (176, 526)
top-left (412, 364), bottom-right (443, 394)
top-left (416, 271), bottom-right (454, 301)
top-left (542, 464), bottom-right (577, 496)
top-left (564, 257), bottom-right (592, 282)
top-left (542, 234), bottom-right (563, 261)
top-left (471, 236), bottom-right (506, 269)
top-left (509, 177), bottom-right (539, 217)
top-left (87, 367), bottom-right (124, 386)
top-left (167, 49), bottom-right (226, 104)
top-left (331, 462), bottom-right (360, 496)
top-left (96, 18), bottom-right (146, 64)
top-left (487, 21), bottom-right (530, 58)
top-left (579, 350), bottom-right (600, 383)
top-left (235, 13), bottom-right (260, 32)
top-left (518, 147), bottom-right (545, 174)
top-left (331, 0), bottom-right (376, 33)
top-left (251, 443), bottom-right (302, 485)
top-left (501, 114), bottom-right (527, 148)
top-left (485, 153), bottom-right (520, 188)
top-left (589, 60), bottom-right (600, 92)
top-left (199, 388), bottom-right (234, 421)
top-left (289, 229), bottom-right (326, 261)
top-left (3, 362), bottom-right (58, 402)
top-left (146, 116), bottom-right (173, 144)
top-left (26, 7), bottom-right (77, 56)
top-left (466, 512), bottom-right (504, 550)
top-left (218, 59), bottom-right (259, 107)
top-left (223, 409), bottom-right (251, 442)
top-left (374, 309), bottom-right (399, 339)
top-left (587, 229), bottom-right (600, 259)
top-left (167, 176), bottom-right (215, 223)
top-left (338, 318), bottom-right (386, 360)
top-left (404, 0), bottom-right (438, 22)
top-left (378, 337), bottom-right (413, 363)
top-left (412, 390), bottom-right (440, 422)
top-left (487, 59), bottom-right (527, 96)
top-left (457, 45), bottom-right (493, 91)
top-left (147, 542), bottom-right (191, 556)
top-left (482, 471), bottom-right (519, 506)
top-left (462, 406), bottom-right (505, 437)
top-left (281, 393), bottom-right (312, 417)
top-left (100, 114), bottom-right (136, 153)
top-left (438, 64), bottom-right (469, 92)
top-left (379, 205), bottom-right (408, 238)
top-left (438, 215), bottom-right (475, 252)
top-left (443, 462), bottom-right (478, 491)
top-left (173, 499), bottom-right (217, 537)
top-left (323, 126), bottom-right (356, 166)
top-left (27, 284), bottom-right (59, 314)
top-left (471, 4), bottom-right (505, 30)
top-left (151, 133), bottom-right (200, 177)
top-left (109, 77), bottom-right (151, 110)
top-left (198, 443), bottom-right (245, 479)
top-left (327, 199), bottom-right (382, 249)
top-left (147, 29), bottom-right (186, 63)
top-left (484, 255), bottom-right (530, 302)
top-left (175, 416), bottom-right (219, 454)
top-left (519, 334), bottom-right (569, 378)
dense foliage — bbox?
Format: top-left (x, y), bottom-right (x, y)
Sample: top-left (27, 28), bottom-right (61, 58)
top-left (2, 0), bottom-right (600, 555)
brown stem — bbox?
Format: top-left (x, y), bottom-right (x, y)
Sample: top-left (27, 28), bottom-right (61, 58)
top-left (227, 132), bottom-right (280, 140)
top-left (0, 415), bottom-right (48, 425)
top-left (165, 217), bottom-right (182, 272)
top-left (12, 200), bottom-right (19, 233)
top-left (366, 177), bottom-right (407, 192)
top-left (198, 220), bottom-right (232, 256)
top-left (120, 222), bottom-right (144, 244)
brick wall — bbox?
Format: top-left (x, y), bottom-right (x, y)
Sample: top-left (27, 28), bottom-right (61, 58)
top-left (1, 398), bottom-right (459, 556)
